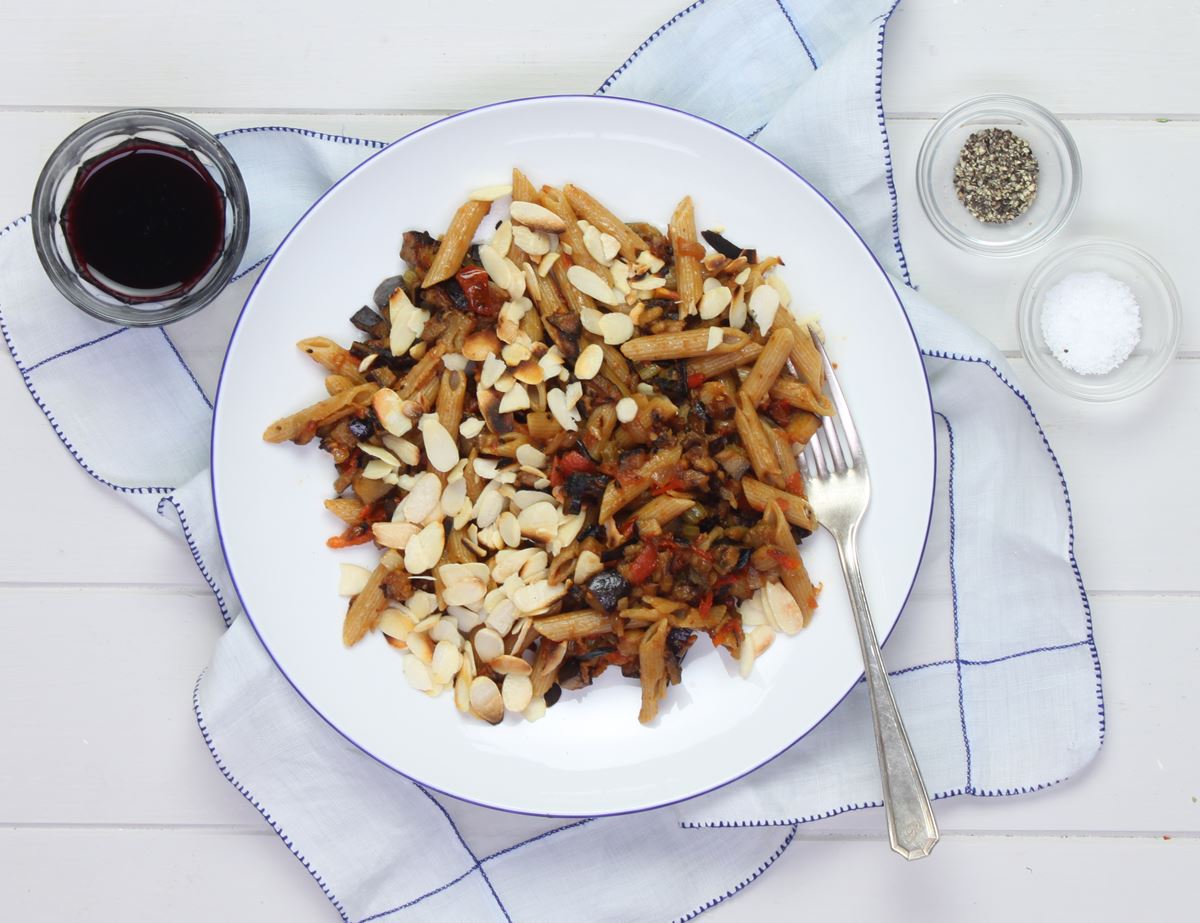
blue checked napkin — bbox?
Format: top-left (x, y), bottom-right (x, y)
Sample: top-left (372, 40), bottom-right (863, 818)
top-left (0, 1), bottom-right (1103, 919)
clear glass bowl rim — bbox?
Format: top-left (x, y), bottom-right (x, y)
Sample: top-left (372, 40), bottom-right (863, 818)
top-left (31, 108), bottom-right (250, 327)
top-left (915, 93), bottom-right (1082, 258)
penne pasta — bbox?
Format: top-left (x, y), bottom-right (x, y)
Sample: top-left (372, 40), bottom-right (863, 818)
top-left (343, 562), bottom-right (389, 646)
top-left (763, 500), bottom-right (817, 627)
top-left (765, 422), bottom-right (801, 490)
top-left (634, 495), bottom-right (696, 529)
top-left (741, 327), bottom-right (795, 406)
top-left (422, 199), bottom-right (491, 287)
top-left (597, 445), bottom-right (682, 523)
top-left (324, 373), bottom-right (355, 395)
top-left (734, 391), bottom-right (782, 480)
top-left (298, 337), bottom-right (366, 383)
top-left (768, 375), bottom-right (834, 416)
top-left (669, 195), bottom-right (703, 317)
top-left (564, 183), bottom-right (649, 260)
top-left (511, 167), bottom-right (538, 203)
top-left (742, 477), bottom-right (817, 532)
top-left (548, 252), bottom-right (594, 315)
top-left (435, 369), bottom-right (466, 436)
top-left (685, 340), bottom-right (763, 380)
top-left (396, 342), bottom-right (447, 399)
top-left (539, 186), bottom-right (608, 277)
top-left (620, 327), bottom-right (749, 362)
top-left (774, 310), bottom-right (825, 391)
top-left (263, 382), bottom-right (376, 444)
top-left (533, 610), bottom-right (616, 642)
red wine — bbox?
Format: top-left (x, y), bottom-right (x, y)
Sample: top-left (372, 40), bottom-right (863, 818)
top-left (62, 140), bottom-right (225, 303)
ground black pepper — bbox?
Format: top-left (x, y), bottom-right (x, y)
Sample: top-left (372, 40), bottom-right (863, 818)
top-left (953, 128), bottom-right (1039, 224)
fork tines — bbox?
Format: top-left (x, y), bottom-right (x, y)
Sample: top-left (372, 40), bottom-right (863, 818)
top-left (805, 327), bottom-right (864, 475)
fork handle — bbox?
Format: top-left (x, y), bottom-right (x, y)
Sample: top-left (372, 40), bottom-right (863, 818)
top-left (836, 526), bottom-right (939, 860)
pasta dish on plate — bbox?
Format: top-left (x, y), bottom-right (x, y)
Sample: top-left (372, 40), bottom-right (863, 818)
top-left (265, 170), bottom-right (833, 726)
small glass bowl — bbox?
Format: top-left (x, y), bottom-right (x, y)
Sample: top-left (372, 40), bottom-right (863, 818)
top-left (31, 109), bottom-right (249, 327)
top-left (1017, 240), bottom-right (1181, 402)
top-left (916, 94), bottom-right (1081, 257)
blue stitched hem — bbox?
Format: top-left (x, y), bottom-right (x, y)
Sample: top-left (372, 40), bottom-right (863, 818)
top-left (596, 0), bottom-right (712, 94)
top-left (192, 675), bottom-right (350, 923)
top-left (672, 824), bottom-right (798, 922)
top-left (160, 328), bottom-right (214, 410)
top-left (774, 0), bottom-right (818, 69)
top-left (24, 326), bottom-right (131, 373)
top-left (875, 0), bottom-right (912, 286)
top-left (157, 496), bottom-right (232, 626)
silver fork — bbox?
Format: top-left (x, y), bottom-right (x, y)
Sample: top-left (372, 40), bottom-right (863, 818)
top-left (800, 328), bottom-right (939, 860)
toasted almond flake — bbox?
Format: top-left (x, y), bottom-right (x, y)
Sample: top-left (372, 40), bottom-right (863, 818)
top-left (703, 276), bottom-right (722, 293)
top-left (523, 696), bottom-right (547, 722)
top-left (573, 549), bottom-right (603, 584)
top-left (411, 613), bottom-right (441, 634)
top-left (567, 265), bottom-right (620, 305)
top-left (403, 655), bottom-right (434, 691)
top-left (381, 436), bottom-right (420, 467)
top-left (501, 673), bottom-right (534, 712)
top-left (473, 627), bottom-right (506, 664)
top-left (361, 458), bottom-right (395, 480)
top-left (489, 217), bottom-right (513, 257)
top-left (518, 550), bottom-right (550, 582)
top-left (443, 578), bottom-right (486, 608)
top-left (546, 388), bottom-right (577, 432)
top-left (409, 341), bottom-right (428, 360)
top-left (517, 502), bottom-right (559, 543)
top-left (407, 590), bottom-right (438, 620)
top-left (513, 581), bottom-right (566, 616)
top-left (497, 511), bottom-right (521, 547)
top-left (440, 477), bottom-right (468, 519)
top-left (766, 274), bottom-right (791, 307)
top-left (397, 471), bottom-right (442, 524)
top-left (510, 201), bottom-right (567, 233)
top-left (491, 654), bottom-right (533, 676)
top-left (430, 616), bottom-right (463, 646)
top-left (739, 625), bottom-right (776, 678)
top-left (403, 521), bottom-right (445, 575)
top-left (522, 263), bottom-right (541, 301)
top-left (610, 259), bottom-right (631, 294)
top-left (501, 342), bottom-right (532, 367)
top-left (406, 306), bottom-right (430, 335)
top-left (357, 353), bottom-right (378, 373)
top-left (498, 382), bottom-right (531, 413)
top-left (512, 489), bottom-right (555, 511)
top-left (491, 547), bottom-right (538, 583)
top-left (629, 274), bottom-right (666, 291)
top-left (373, 521), bottom-right (419, 549)
top-left (635, 250), bottom-right (665, 273)
top-left (536, 252), bottom-right (559, 277)
top-left (406, 630), bottom-right (434, 665)
top-left (699, 285), bottom-right (733, 320)
top-left (706, 327), bottom-right (724, 352)
top-left (515, 444), bottom-right (548, 468)
top-left (438, 560), bottom-right (489, 586)
top-left (513, 225), bottom-right (551, 256)
top-left (478, 243), bottom-right (512, 290)
top-left (582, 225), bottom-right (611, 266)
top-left (379, 609), bottom-right (415, 641)
top-left (574, 343), bottom-right (604, 380)
top-left (358, 442), bottom-right (402, 467)
top-left (459, 417), bottom-right (485, 439)
top-left (598, 312), bottom-right (634, 345)
top-left (462, 329), bottom-right (502, 363)
top-left (554, 510), bottom-right (587, 553)
top-left (472, 457), bottom-right (501, 480)
top-left (763, 580), bottom-right (805, 634)
top-left (469, 675), bottom-right (504, 724)
top-left (579, 306), bottom-right (605, 336)
top-left (469, 183), bottom-right (512, 202)
top-left (728, 289), bottom-right (748, 330)
top-left (440, 351), bottom-right (467, 373)
top-left (734, 266), bottom-right (752, 286)
top-left (454, 670), bottom-right (471, 712)
top-left (486, 599), bottom-right (518, 637)
top-left (480, 354), bottom-right (506, 388)
top-left (389, 288), bottom-right (418, 356)
top-left (749, 284), bottom-right (781, 334)
top-left (615, 397), bottom-right (639, 424)
top-left (337, 563), bottom-right (372, 596)
top-left (372, 388), bottom-right (413, 437)
top-left (431, 640), bottom-right (463, 685)
top-left (473, 486), bottom-right (505, 528)
top-left (452, 606), bottom-right (485, 632)
top-left (420, 417), bottom-right (459, 472)
top-left (564, 381), bottom-right (583, 408)
top-left (599, 232), bottom-right (620, 262)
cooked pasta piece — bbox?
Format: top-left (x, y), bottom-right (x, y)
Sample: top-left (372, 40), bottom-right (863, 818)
top-left (741, 327), bottom-right (795, 406)
top-left (619, 327), bottom-right (748, 362)
top-left (669, 195), bottom-right (703, 317)
top-left (263, 383), bottom-right (376, 444)
top-left (743, 477), bottom-right (817, 532)
top-left (422, 199), bottom-right (492, 287)
top-left (564, 183), bottom-right (648, 260)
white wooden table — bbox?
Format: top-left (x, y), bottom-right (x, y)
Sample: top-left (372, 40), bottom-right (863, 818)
top-left (2, 1), bottom-right (1196, 919)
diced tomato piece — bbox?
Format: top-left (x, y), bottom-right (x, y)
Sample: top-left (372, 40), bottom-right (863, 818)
top-left (627, 544), bottom-right (658, 584)
top-left (786, 472), bottom-right (805, 495)
top-left (698, 591), bottom-right (714, 619)
top-left (768, 548), bottom-right (801, 571)
top-left (687, 372), bottom-right (706, 389)
top-left (455, 266), bottom-right (500, 317)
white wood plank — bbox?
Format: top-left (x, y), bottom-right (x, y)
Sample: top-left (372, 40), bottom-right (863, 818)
top-left (2, 589), bottom-right (1195, 834)
top-left (0, 826), bottom-right (1193, 923)
top-left (0, 1), bottom-right (1195, 114)
top-left (888, 119), bottom-right (1200, 353)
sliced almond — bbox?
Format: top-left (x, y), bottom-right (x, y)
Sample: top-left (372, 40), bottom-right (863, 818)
top-left (512, 580), bottom-right (567, 615)
top-left (555, 510), bottom-right (587, 550)
top-left (430, 616), bottom-right (463, 647)
top-left (766, 273), bottom-right (792, 307)
top-left (431, 640), bottom-right (464, 685)
top-left (699, 285), bottom-right (733, 320)
top-left (379, 609), bottom-right (415, 641)
top-left (358, 442), bottom-right (402, 467)
top-left (403, 521), bottom-right (445, 575)
top-left (361, 459), bottom-right (395, 480)
top-left (372, 388), bottom-right (414, 437)
top-left (523, 696), bottom-right (547, 722)
top-left (491, 547), bottom-right (539, 583)
top-left (635, 249), bottom-right (665, 273)
top-left (443, 578), bottom-right (487, 609)
top-left (406, 630), bottom-right (434, 665)
top-left (517, 501), bottom-right (559, 543)
top-left (407, 590), bottom-right (438, 621)
top-left (389, 288), bottom-right (418, 356)
top-left (615, 396), bottom-right (638, 423)
top-left (739, 625), bottom-right (777, 678)
top-left (509, 201), bottom-right (567, 233)
top-left (579, 306), bottom-right (605, 335)
top-left (537, 251), bottom-right (560, 277)
top-left (440, 476), bottom-right (468, 518)
top-left (749, 284), bottom-right (781, 334)
top-left (382, 436), bottom-right (421, 467)
top-left (403, 655), bottom-right (434, 691)
top-left (629, 274), bottom-right (666, 291)
top-left (498, 510), bottom-right (521, 548)
top-left (399, 471), bottom-right (442, 524)
top-left (567, 265), bottom-right (620, 305)
top-left (357, 353), bottom-right (378, 373)
top-left (373, 521), bottom-right (420, 549)
top-left (491, 654), bottom-right (533, 676)
top-left (337, 563), bottom-right (372, 597)
top-left (479, 244), bottom-right (512, 290)
top-left (451, 606), bottom-right (485, 633)
top-left (469, 183), bottom-right (512, 202)
top-left (485, 598), bottom-right (518, 636)
top-left (574, 342), bottom-right (604, 380)
top-left (513, 357), bottom-right (545, 385)
top-left (420, 417), bottom-right (459, 472)
top-left (463, 329), bottom-right (502, 362)
top-left (573, 549), bottom-right (603, 584)
top-left (729, 288), bottom-right (748, 330)
top-left (480, 354), bottom-right (506, 388)
top-left (598, 312), bottom-right (634, 345)
top-left (512, 489), bottom-right (555, 510)
top-left (473, 486), bottom-right (506, 528)
top-left (489, 218), bottom-right (513, 257)
top-left (518, 550), bottom-right (550, 582)
top-left (459, 417), bottom-right (486, 439)
top-left (599, 232), bottom-right (620, 262)
top-left (515, 444), bottom-right (548, 468)
top-left (582, 225), bottom-right (611, 266)
top-left (469, 675), bottom-right (504, 724)
top-left (501, 673), bottom-right (534, 712)
top-left (513, 225), bottom-right (551, 256)
top-left (498, 382), bottom-right (531, 413)
top-left (763, 580), bottom-right (805, 634)
top-left (473, 627), bottom-right (506, 664)
top-left (473, 457), bottom-right (501, 480)
top-left (706, 327), bottom-right (724, 352)
top-left (546, 388), bottom-right (577, 432)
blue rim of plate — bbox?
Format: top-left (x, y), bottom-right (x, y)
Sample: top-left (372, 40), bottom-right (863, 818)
top-left (210, 94), bottom-right (937, 818)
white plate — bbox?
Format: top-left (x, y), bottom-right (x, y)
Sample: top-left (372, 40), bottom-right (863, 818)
top-left (212, 96), bottom-right (934, 817)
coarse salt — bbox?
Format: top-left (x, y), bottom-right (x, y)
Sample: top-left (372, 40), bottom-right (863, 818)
top-left (1039, 271), bottom-right (1141, 375)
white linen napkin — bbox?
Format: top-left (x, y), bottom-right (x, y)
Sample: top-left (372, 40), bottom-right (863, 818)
top-left (0, 1), bottom-right (1104, 919)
